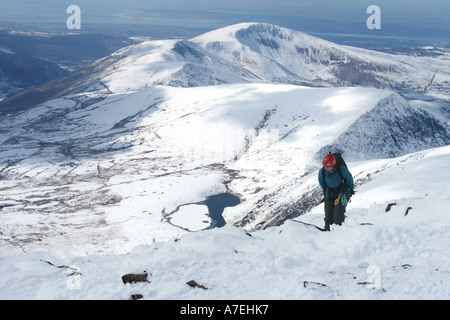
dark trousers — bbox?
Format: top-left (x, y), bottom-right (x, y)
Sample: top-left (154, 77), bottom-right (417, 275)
top-left (324, 198), bottom-right (346, 230)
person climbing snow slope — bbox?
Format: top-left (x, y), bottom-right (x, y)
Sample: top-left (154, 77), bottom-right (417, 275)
top-left (318, 153), bottom-right (354, 231)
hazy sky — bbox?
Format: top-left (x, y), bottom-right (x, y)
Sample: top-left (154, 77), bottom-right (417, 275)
top-left (1, 0), bottom-right (449, 39)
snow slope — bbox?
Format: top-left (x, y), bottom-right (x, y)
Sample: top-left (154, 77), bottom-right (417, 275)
top-left (1, 83), bottom-right (447, 258)
top-left (1, 145), bottom-right (449, 300)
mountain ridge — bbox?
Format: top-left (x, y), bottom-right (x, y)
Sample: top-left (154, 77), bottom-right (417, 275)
top-left (1, 22), bottom-right (449, 117)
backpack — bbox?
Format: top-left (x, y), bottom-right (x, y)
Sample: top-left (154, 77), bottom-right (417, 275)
top-left (331, 152), bottom-right (347, 169)
top-left (321, 152), bottom-right (347, 192)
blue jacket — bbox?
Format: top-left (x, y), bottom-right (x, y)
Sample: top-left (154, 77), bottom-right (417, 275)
top-left (318, 165), bottom-right (354, 199)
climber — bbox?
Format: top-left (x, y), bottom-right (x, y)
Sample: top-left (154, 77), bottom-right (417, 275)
top-left (318, 153), bottom-right (354, 231)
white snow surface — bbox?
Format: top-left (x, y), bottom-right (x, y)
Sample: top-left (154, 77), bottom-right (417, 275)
top-left (0, 146), bottom-right (449, 300)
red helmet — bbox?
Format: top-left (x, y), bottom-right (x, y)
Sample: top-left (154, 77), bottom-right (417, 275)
top-left (322, 154), bottom-right (336, 168)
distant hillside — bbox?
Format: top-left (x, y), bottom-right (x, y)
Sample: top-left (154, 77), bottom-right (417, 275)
top-left (1, 23), bottom-right (449, 117)
top-left (0, 30), bottom-right (137, 102)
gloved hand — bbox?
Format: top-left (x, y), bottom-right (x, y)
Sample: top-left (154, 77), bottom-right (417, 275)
top-left (341, 194), bottom-right (349, 207)
top-left (334, 194), bottom-right (342, 206)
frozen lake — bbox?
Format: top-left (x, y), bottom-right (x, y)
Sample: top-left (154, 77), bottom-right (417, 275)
top-left (167, 193), bottom-right (240, 231)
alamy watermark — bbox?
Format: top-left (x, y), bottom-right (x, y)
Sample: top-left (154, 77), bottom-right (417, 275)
top-left (161, 128), bottom-right (281, 165)
top-left (66, 5), bottom-right (81, 30)
top-left (365, 265), bottom-right (382, 289)
top-left (66, 5), bottom-right (380, 31)
top-left (66, 265), bottom-right (82, 290)
top-left (65, 4), bottom-right (381, 32)
top-left (367, 5), bottom-right (381, 30)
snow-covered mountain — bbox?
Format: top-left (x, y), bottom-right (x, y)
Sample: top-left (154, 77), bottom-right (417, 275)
top-left (74, 22), bottom-right (450, 95)
top-left (1, 22), bottom-right (449, 116)
top-left (0, 22), bottom-right (449, 299)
